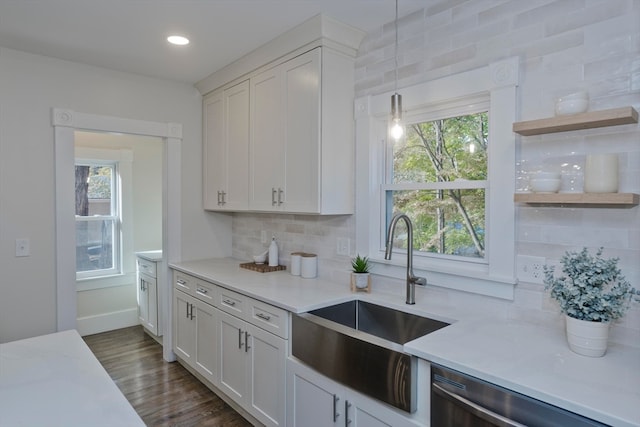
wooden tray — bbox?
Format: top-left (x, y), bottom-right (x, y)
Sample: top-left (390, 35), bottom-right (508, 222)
top-left (240, 262), bottom-right (286, 273)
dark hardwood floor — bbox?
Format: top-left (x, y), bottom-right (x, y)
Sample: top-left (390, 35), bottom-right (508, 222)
top-left (83, 326), bottom-right (253, 427)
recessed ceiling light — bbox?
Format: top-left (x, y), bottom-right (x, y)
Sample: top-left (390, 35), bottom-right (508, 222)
top-left (167, 35), bottom-right (189, 46)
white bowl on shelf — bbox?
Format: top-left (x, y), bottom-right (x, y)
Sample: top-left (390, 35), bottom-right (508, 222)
top-left (530, 178), bottom-right (561, 193)
top-left (532, 171), bottom-right (561, 180)
top-left (555, 91), bottom-right (589, 115)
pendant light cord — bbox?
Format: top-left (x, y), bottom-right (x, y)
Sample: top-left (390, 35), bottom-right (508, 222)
top-left (394, 0), bottom-right (399, 93)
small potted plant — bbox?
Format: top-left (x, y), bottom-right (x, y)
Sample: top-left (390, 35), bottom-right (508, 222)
top-left (543, 247), bottom-right (639, 357)
top-left (350, 254), bottom-right (371, 292)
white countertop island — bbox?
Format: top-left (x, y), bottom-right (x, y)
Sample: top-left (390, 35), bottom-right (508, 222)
top-left (0, 329), bottom-right (144, 427)
top-left (171, 257), bottom-right (640, 427)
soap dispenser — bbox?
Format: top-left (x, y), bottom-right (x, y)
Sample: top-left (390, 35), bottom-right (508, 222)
top-left (268, 235), bottom-right (279, 267)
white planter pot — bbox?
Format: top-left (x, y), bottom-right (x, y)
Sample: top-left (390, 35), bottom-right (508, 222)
top-left (565, 315), bottom-right (610, 357)
top-left (350, 273), bottom-right (371, 292)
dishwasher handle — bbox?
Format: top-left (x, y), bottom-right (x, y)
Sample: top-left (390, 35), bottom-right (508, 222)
top-left (432, 382), bottom-right (526, 427)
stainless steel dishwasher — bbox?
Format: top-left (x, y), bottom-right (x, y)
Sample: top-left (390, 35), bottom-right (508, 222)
top-left (431, 364), bottom-right (608, 427)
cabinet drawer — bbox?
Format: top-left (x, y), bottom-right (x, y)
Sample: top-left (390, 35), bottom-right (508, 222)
top-left (194, 280), bottom-right (217, 304)
top-left (138, 258), bottom-right (157, 278)
top-left (218, 287), bottom-right (245, 318)
top-left (248, 299), bottom-right (289, 339)
top-left (174, 271), bottom-right (196, 294)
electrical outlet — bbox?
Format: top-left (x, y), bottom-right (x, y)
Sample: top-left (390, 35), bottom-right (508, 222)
top-left (15, 238), bottom-right (30, 257)
top-left (517, 255), bottom-right (546, 284)
top-left (336, 237), bottom-right (350, 256)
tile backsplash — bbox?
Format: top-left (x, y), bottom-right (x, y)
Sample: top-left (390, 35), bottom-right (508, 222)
top-left (233, 0), bottom-right (639, 347)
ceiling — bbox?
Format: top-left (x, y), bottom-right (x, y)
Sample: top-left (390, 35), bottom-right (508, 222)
top-left (0, 0), bottom-right (428, 85)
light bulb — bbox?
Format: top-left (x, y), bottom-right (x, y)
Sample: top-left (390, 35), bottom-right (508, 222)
top-left (391, 121), bottom-right (404, 140)
top-left (167, 35), bottom-right (189, 46)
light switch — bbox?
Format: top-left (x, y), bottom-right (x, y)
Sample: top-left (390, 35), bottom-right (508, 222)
top-left (15, 238), bottom-right (30, 257)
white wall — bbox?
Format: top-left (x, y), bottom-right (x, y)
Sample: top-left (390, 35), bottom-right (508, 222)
top-left (232, 0), bottom-right (639, 347)
top-left (0, 47), bottom-right (231, 343)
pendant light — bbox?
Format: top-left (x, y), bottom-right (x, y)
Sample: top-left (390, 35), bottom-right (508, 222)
top-left (390, 0), bottom-right (403, 140)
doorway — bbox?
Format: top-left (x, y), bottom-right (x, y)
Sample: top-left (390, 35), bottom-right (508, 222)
top-left (53, 108), bottom-right (182, 362)
top-left (74, 131), bottom-right (163, 335)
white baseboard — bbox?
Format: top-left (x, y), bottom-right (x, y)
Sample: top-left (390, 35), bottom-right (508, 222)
top-left (77, 308), bottom-right (139, 336)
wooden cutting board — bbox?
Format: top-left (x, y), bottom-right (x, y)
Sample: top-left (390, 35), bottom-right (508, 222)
top-left (239, 262), bottom-right (286, 273)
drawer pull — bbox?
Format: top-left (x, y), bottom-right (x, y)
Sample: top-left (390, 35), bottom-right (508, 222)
top-left (196, 287), bottom-right (209, 294)
top-left (256, 312), bottom-right (271, 321)
top-left (244, 331), bottom-right (250, 352)
top-left (176, 279), bottom-right (186, 286)
top-left (223, 299), bottom-right (236, 307)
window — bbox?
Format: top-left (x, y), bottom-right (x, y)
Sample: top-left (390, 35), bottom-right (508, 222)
top-left (385, 111), bottom-right (488, 261)
top-left (355, 58), bottom-right (519, 299)
top-left (75, 161), bottom-right (121, 279)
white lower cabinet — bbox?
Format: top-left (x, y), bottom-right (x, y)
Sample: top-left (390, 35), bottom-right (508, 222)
top-left (173, 289), bottom-right (218, 385)
top-left (172, 270), bottom-right (286, 427)
top-left (287, 358), bottom-right (419, 427)
top-left (137, 255), bottom-right (161, 336)
top-left (219, 310), bottom-right (286, 427)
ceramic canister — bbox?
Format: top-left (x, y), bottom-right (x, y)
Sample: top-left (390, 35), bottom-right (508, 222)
top-left (300, 253), bottom-right (317, 279)
top-left (290, 252), bottom-right (302, 276)
top-left (584, 154), bottom-right (618, 193)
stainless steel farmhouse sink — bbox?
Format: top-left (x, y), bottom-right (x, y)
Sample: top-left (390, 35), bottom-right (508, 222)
top-left (291, 300), bottom-right (450, 413)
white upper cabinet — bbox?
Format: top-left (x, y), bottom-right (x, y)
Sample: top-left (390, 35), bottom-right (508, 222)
top-left (203, 79), bottom-right (250, 211)
top-left (250, 48), bottom-right (323, 213)
top-left (199, 14), bottom-right (364, 215)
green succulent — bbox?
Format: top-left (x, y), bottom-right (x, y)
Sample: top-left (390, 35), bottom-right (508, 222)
top-left (543, 247), bottom-right (640, 322)
top-left (351, 254), bottom-right (371, 273)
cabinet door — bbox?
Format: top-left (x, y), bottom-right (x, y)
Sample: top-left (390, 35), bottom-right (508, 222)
top-left (218, 311), bottom-right (249, 402)
top-left (223, 80), bottom-right (250, 210)
top-left (287, 358), bottom-right (340, 427)
top-left (203, 81), bottom-right (250, 211)
top-left (203, 90), bottom-right (224, 210)
top-left (173, 290), bottom-right (196, 362)
top-left (144, 275), bottom-right (158, 335)
top-left (137, 275), bottom-right (148, 326)
top-left (194, 299), bottom-right (218, 385)
top-left (250, 67), bottom-right (284, 211)
top-left (248, 325), bottom-right (286, 427)
top-left (281, 48), bottom-right (321, 213)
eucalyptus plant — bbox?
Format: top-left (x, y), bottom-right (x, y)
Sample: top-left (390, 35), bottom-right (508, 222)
top-left (351, 254), bottom-right (371, 274)
top-left (543, 247), bottom-right (639, 322)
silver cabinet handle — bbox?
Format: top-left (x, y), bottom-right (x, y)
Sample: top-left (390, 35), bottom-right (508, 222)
top-left (223, 299), bottom-right (236, 306)
top-left (256, 312), bottom-right (271, 321)
top-left (344, 401), bottom-right (351, 426)
top-left (244, 330), bottom-right (250, 353)
top-left (238, 328), bottom-right (243, 349)
top-left (333, 394), bottom-right (340, 422)
top-left (185, 301), bottom-right (191, 319)
top-left (277, 188), bottom-right (284, 205)
top-left (217, 190), bottom-right (222, 205)
top-left (176, 279), bottom-right (186, 287)
top-left (271, 187), bottom-right (277, 206)
top-left (220, 190), bottom-right (226, 205)
top-left (196, 287), bottom-right (208, 294)
top-left (190, 303), bottom-right (195, 320)
top-left (432, 383), bottom-right (526, 427)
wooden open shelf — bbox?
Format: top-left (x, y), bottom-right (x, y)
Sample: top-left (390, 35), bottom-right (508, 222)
top-left (514, 192), bottom-right (639, 207)
top-left (513, 106), bottom-right (638, 136)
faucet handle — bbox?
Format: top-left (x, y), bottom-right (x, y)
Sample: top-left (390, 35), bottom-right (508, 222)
top-left (412, 276), bottom-right (427, 287)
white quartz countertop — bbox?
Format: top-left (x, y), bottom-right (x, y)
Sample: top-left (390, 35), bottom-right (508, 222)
top-left (136, 250), bottom-right (162, 262)
top-left (0, 329), bottom-right (144, 427)
top-left (171, 257), bottom-right (640, 427)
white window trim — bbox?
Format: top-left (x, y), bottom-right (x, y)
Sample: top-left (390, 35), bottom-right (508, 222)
top-left (75, 147), bottom-right (134, 291)
top-left (354, 58), bottom-right (519, 300)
